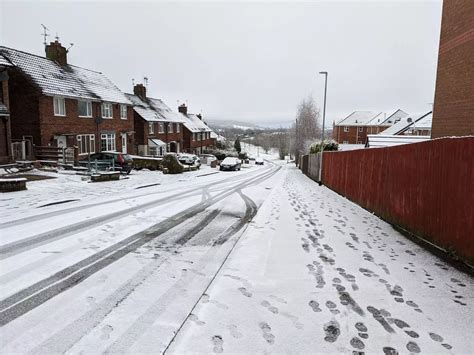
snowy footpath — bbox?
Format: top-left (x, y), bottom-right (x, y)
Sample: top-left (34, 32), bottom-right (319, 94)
top-left (168, 165), bottom-right (473, 354)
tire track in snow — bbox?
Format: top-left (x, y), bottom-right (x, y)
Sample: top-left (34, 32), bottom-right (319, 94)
top-left (0, 165), bottom-right (274, 259)
top-left (0, 165), bottom-right (279, 326)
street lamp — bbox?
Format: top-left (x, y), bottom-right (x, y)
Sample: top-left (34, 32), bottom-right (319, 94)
top-left (318, 71), bottom-right (328, 186)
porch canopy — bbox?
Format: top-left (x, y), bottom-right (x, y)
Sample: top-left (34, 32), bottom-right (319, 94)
top-left (148, 138), bottom-right (166, 147)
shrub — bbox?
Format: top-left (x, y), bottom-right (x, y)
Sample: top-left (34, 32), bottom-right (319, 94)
top-left (309, 140), bottom-right (339, 154)
top-left (162, 154), bottom-right (184, 174)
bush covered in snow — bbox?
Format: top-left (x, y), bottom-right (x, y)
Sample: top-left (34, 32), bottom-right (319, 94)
top-left (162, 154), bottom-right (184, 174)
top-left (309, 140), bottom-right (339, 154)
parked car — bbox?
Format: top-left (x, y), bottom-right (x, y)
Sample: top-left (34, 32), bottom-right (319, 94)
top-left (88, 152), bottom-right (134, 174)
top-left (255, 157), bottom-right (264, 165)
top-left (199, 154), bottom-right (217, 165)
top-left (220, 157), bottom-right (241, 171)
top-left (248, 155), bottom-right (256, 161)
top-left (178, 154), bottom-right (201, 168)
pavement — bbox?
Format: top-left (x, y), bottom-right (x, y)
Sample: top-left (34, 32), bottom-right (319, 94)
top-left (0, 160), bottom-right (472, 354)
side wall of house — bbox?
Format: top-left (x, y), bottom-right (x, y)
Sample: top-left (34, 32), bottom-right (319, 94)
top-left (8, 70), bottom-right (41, 144)
top-left (431, 0), bottom-right (474, 138)
top-left (0, 79), bottom-right (12, 162)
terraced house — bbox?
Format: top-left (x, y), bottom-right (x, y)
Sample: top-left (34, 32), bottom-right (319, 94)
top-left (126, 84), bottom-right (185, 156)
top-left (0, 41), bottom-right (134, 159)
top-left (178, 103), bottom-right (215, 154)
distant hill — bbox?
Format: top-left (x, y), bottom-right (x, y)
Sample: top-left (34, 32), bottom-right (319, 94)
top-left (206, 119), bottom-right (293, 130)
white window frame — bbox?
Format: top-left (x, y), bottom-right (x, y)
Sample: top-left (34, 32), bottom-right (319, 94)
top-left (168, 123), bottom-right (173, 133)
top-left (120, 104), bottom-right (128, 119)
top-left (101, 102), bottom-right (113, 119)
top-left (100, 133), bottom-right (116, 151)
top-left (158, 122), bottom-right (164, 133)
top-left (358, 127), bottom-right (363, 132)
top-left (78, 100), bottom-right (92, 118)
top-left (343, 126), bottom-right (349, 132)
top-left (76, 134), bottom-right (95, 155)
top-left (53, 96), bottom-right (66, 116)
top-left (149, 122), bottom-right (154, 134)
top-left (176, 123), bottom-right (180, 133)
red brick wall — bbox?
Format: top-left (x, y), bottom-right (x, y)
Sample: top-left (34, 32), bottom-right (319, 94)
top-left (322, 137), bottom-right (474, 266)
top-left (431, 0), bottom-right (474, 138)
top-left (134, 118), bottom-right (185, 153)
top-left (37, 96), bottom-right (134, 154)
top-left (334, 126), bottom-right (367, 144)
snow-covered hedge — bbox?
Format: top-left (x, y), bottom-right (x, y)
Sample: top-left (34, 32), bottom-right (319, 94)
top-left (309, 140), bottom-right (339, 154)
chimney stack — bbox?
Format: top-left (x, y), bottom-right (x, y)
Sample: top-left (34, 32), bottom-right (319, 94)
top-left (45, 40), bottom-right (68, 66)
top-left (196, 113), bottom-right (202, 120)
top-left (134, 83), bottom-right (147, 100)
top-left (178, 103), bottom-right (188, 115)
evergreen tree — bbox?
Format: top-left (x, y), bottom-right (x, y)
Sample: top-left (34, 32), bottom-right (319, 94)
top-left (234, 137), bottom-right (242, 153)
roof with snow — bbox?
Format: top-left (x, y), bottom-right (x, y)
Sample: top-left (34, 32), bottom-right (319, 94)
top-left (380, 111), bottom-right (432, 135)
top-left (336, 111), bottom-right (382, 126)
top-left (336, 109), bottom-right (409, 127)
top-left (367, 134), bottom-right (431, 148)
top-left (180, 113), bottom-right (212, 133)
top-left (125, 93), bottom-right (185, 123)
top-left (0, 46), bottom-right (131, 104)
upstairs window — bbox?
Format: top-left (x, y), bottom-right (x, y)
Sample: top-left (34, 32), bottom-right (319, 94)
top-left (158, 122), bottom-right (164, 133)
top-left (78, 100), bottom-right (92, 117)
top-left (54, 96), bottom-right (66, 116)
top-left (343, 126), bottom-right (349, 132)
top-left (176, 123), bottom-right (180, 133)
top-left (168, 123), bottom-right (173, 133)
top-left (101, 102), bottom-right (113, 119)
top-left (149, 122), bottom-right (154, 134)
top-left (120, 105), bottom-right (128, 119)
top-left (358, 127), bottom-right (363, 132)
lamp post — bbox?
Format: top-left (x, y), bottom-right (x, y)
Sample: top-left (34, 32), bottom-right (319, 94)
top-left (318, 71), bottom-right (328, 186)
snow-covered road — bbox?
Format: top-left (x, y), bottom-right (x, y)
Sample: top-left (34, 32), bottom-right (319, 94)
top-left (1, 161), bottom-right (472, 354)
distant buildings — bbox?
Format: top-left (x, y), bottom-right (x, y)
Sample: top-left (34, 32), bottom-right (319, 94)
top-left (332, 109), bottom-right (408, 145)
top-left (431, 0), bottom-right (474, 138)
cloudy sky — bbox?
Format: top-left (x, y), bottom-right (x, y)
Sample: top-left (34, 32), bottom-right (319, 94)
top-left (1, 0), bottom-right (442, 126)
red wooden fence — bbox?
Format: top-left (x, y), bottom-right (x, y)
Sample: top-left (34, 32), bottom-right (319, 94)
top-left (322, 137), bottom-right (474, 266)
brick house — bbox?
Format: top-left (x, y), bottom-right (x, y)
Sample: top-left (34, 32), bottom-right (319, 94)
top-left (0, 56), bottom-right (12, 163)
top-left (0, 42), bottom-right (134, 159)
top-left (177, 104), bottom-right (215, 154)
top-left (333, 109), bottom-right (407, 145)
top-left (126, 84), bottom-right (185, 156)
top-left (431, 0), bottom-right (474, 138)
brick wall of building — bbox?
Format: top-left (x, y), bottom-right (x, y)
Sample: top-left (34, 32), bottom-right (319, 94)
top-left (334, 126), bottom-right (367, 144)
top-left (431, 0), bottom-right (474, 138)
top-left (37, 96), bottom-right (134, 154)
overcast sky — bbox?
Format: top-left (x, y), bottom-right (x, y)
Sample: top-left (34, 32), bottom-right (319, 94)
top-left (1, 0), bottom-right (442, 126)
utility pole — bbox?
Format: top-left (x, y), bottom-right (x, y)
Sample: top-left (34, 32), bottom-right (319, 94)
top-left (318, 71), bottom-right (328, 186)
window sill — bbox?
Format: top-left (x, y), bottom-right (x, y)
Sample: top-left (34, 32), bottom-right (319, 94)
top-left (54, 114), bottom-right (66, 117)
top-left (102, 117), bottom-right (113, 119)
top-left (79, 115), bottom-right (93, 118)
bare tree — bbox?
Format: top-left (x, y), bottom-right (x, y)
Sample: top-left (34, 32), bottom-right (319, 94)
top-left (294, 96), bottom-right (321, 164)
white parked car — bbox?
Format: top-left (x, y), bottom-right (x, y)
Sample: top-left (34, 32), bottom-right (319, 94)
top-left (178, 154), bottom-right (201, 167)
top-left (255, 157), bottom-right (264, 165)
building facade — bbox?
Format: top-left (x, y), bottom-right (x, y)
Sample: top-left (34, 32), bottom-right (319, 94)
top-left (431, 0), bottom-right (474, 138)
top-left (127, 84), bottom-right (185, 156)
top-left (178, 104), bottom-right (215, 154)
top-left (0, 42), bottom-right (134, 159)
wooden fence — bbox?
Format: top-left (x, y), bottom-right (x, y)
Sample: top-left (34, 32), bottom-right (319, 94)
top-left (321, 137), bottom-right (474, 266)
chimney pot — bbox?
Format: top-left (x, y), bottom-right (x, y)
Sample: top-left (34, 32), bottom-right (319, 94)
top-left (134, 84), bottom-right (147, 100)
top-left (45, 40), bottom-right (68, 66)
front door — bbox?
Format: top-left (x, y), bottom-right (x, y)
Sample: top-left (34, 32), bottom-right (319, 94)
top-left (121, 134), bottom-right (127, 153)
top-left (57, 135), bottom-right (67, 148)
